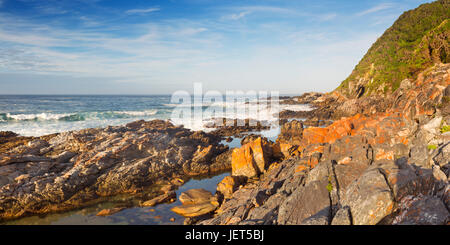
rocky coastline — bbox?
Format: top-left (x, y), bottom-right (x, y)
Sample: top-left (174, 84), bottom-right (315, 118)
top-left (0, 64), bottom-right (449, 225)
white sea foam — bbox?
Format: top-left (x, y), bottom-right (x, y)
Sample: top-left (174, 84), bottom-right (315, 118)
top-left (113, 110), bottom-right (158, 116)
top-left (6, 112), bottom-right (76, 121)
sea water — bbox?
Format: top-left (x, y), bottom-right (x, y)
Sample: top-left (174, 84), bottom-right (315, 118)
top-left (0, 95), bottom-right (312, 137)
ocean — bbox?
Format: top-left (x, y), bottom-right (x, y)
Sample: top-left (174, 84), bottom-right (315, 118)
top-left (0, 95), bottom-right (312, 137)
top-left (0, 94), bottom-right (312, 224)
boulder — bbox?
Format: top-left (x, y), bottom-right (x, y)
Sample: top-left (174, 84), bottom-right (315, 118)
top-left (341, 167), bottom-right (395, 225)
top-left (171, 202), bottom-right (219, 218)
top-left (179, 189), bottom-right (214, 205)
top-left (216, 175), bottom-right (247, 199)
top-left (231, 137), bottom-right (273, 178)
top-left (278, 179), bottom-right (331, 225)
top-left (171, 189), bottom-right (219, 217)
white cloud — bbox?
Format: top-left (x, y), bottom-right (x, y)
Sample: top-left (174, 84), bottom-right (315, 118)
top-left (227, 11), bottom-right (251, 20)
top-left (356, 3), bottom-right (394, 16)
top-left (125, 7), bottom-right (160, 14)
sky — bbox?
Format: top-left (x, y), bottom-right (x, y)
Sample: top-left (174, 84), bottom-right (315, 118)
top-left (0, 0), bottom-right (435, 94)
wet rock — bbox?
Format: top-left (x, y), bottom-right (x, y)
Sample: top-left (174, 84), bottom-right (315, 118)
top-left (207, 118), bottom-right (270, 137)
top-left (171, 202), bottom-right (219, 218)
top-left (141, 191), bottom-right (176, 207)
top-left (96, 207), bottom-right (125, 216)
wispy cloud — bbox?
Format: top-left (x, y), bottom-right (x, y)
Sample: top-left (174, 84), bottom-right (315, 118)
top-left (222, 6), bottom-right (295, 21)
top-left (227, 11), bottom-right (251, 20)
top-left (125, 7), bottom-right (160, 14)
top-left (356, 3), bottom-right (394, 16)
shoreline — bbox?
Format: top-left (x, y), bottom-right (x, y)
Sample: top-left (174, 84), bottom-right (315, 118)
top-left (0, 64), bottom-right (449, 225)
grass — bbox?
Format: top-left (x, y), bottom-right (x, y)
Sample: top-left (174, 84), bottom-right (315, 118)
top-left (427, 144), bottom-right (438, 150)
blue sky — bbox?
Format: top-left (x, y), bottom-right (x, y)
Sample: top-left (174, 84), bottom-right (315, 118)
top-left (0, 0), bottom-right (434, 94)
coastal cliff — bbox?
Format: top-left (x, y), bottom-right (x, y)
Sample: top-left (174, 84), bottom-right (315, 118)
top-left (0, 0), bottom-right (449, 225)
top-left (337, 0), bottom-right (449, 98)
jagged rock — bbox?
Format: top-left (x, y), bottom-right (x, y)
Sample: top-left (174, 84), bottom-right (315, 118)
top-left (278, 179), bottom-right (331, 225)
top-left (331, 206), bottom-right (352, 225)
top-left (231, 137), bottom-right (273, 178)
top-left (216, 175), bottom-right (247, 199)
top-left (340, 166), bottom-right (395, 225)
top-left (393, 195), bottom-right (450, 225)
top-left (277, 120), bottom-right (303, 145)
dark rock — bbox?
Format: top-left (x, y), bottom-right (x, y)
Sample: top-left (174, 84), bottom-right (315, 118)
top-left (331, 206), bottom-right (352, 225)
top-left (393, 195), bottom-right (450, 225)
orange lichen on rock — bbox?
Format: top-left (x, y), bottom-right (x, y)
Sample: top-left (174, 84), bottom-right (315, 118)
top-left (231, 137), bottom-right (273, 178)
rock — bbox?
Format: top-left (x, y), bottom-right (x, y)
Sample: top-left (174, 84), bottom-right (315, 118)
top-left (207, 118), bottom-right (270, 137)
top-left (160, 184), bottom-right (176, 193)
top-left (53, 151), bottom-right (76, 163)
top-left (172, 189), bottom-right (220, 218)
top-left (141, 191), bottom-right (176, 207)
top-left (0, 155), bottom-right (51, 166)
top-left (393, 195), bottom-right (450, 225)
top-left (96, 207), bottom-right (125, 216)
top-left (216, 175), bottom-right (247, 199)
top-left (341, 167), bottom-right (395, 225)
top-left (331, 207), bottom-right (352, 225)
top-left (277, 120), bottom-right (303, 145)
top-left (432, 165), bottom-right (447, 181)
top-left (240, 134), bottom-right (261, 146)
top-left (231, 137), bottom-right (273, 178)
top-left (179, 189), bottom-right (214, 205)
top-left (423, 116), bottom-right (442, 135)
top-left (0, 119), bottom-right (231, 220)
top-left (278, 180), bottom-right (331, 225)
top-left (171, 202), bottom-right (219, 217)
top-left (0, 131), bottom-right (18, 138)
top-left (433, 143), bottom-right (450, 167)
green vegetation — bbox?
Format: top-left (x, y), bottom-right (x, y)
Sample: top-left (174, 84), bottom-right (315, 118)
top-left (440, 125), bottom-right (450, 133)
top-left (326, 176), bottom-right (333, 193)
top-left (427, 144), bottom-right (438, 150)
top-left (337, 0), bottom-right (450, 97)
